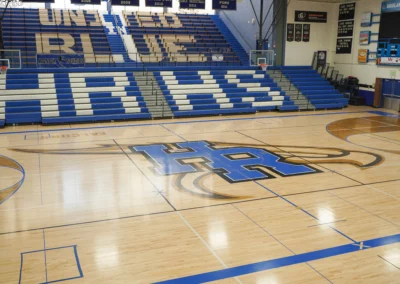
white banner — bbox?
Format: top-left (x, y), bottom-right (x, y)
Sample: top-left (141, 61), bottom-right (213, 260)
top-left (377, 57), bottom-right (400, 65)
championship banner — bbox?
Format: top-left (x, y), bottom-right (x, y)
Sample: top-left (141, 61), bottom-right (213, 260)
top-left (287, 24), bottom-right (294, 42)
top-left (295, 11), bottom-right (327, 23)
top-left (377, 57), bottom-right (400, 65)
top-left (358, 49), bottom-right (369, 63)
top-left (359, 31), bottom-right (371, 45)
top-left (337, 20), bottom-right (354, 37)
top-left (338, 3), bottom-right (356, 20)
top-left (212, 0), bottom-right (236, 10)
top-left (295, 24), bottom-right (302, 42)
top-left (180, 0), bottom-right (205, 9)
top-left (112, 0), bottom-right (139, 6)
top-left (37, 54), bottom-right (85, 68)
top-left (303, 24), bottom-right (310, 42)
top-left (145, 0), bottom-right (172, 7)
top-left (71, 0), bottom-right (101, 4)
top-left (336, 38), bottom-right (353, 54)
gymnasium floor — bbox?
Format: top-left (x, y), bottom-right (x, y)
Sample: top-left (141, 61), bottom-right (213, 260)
top-left (1, 106), bottom-right (399, 283)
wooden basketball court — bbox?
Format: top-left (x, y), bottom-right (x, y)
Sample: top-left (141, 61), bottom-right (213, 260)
top-left (1, 106), bottom-right (399, 283)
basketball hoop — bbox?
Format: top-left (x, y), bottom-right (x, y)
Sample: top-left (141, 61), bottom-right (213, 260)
top-left (259, 63), bottom-right (268, 71)
top-left (1, 65), bottom-right (7, 76)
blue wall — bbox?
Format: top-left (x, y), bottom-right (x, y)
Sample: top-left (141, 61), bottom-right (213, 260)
top-left (218, 0), bottom-right (274, 53)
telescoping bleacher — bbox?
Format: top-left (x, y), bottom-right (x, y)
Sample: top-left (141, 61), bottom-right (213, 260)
top-left (154, 69), bottom-right (294, 117)
top-left (0, 7), bottom-right (349, 127)
top-left (270, 66), bottom-right (349, 110)
top-left (0, 71), bottom-right (150, 125)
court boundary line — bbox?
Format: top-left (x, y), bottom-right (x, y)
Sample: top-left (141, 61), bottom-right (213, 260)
top-left (1, 178), bottom-right (399, 236)
top-left (154, 234), bottom-right (400, 283)
top-left (0, 110), bottom-right (379, 136)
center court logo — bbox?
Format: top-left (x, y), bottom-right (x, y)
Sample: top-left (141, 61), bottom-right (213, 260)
top-left (9, 140), bottom-right (383, 201)
top-left (131, 141), bottom-right (319, 183)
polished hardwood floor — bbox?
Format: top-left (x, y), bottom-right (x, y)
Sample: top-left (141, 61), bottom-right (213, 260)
top-left (0, 106), bottom-right (399, 283)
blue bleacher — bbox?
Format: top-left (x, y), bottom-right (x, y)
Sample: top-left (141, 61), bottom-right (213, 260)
top-left (0, 71), bottom-right (151, 124)
top-left (273, 66), bottom-right (349, 109)
top-left (154, 69), bottom-right (297, 117)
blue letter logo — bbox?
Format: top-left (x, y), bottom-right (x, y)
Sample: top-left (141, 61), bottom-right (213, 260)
top-left (130, 141), bottom-right (318, 183)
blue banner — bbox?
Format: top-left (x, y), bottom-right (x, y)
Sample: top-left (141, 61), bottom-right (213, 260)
top-left (71, 0), bottom-right (101, 4)
top-left (180, 0), bottom-right (205, 9)
top-left (212, 0), bottom-right (236, 10)
top-left (112, 0), bottom-right (139, 5)
top-left (145, 0), bottom-right (172, 7)
top-left (37, 54), bottom-right (85, 68)
top-left (382, 0), bottom-right (400, 13)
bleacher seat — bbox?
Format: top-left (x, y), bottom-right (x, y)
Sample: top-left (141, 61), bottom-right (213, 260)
top-left (154, 69), bottom-right (295, 117)
top-left (0, 71), bottom-right (151, 124)
top-left (1, 8), bottom-right (116, 68)
top-left (123, 12), bottom-right (242, 66)
top-left (276, 67), bottom-right (349, 109)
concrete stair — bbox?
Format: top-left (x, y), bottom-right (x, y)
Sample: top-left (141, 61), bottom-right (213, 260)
top-left (133, 72), bottom-right (173, 118)
top-left (267, 70), bottom-right (314, 111)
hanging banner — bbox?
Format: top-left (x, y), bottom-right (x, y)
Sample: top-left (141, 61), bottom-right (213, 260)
top-left (336, 38), bottom-right (353, 54)
top-left (295, 11), bottom-right (327, 23)
top-left (212, 0), bottom-right (236, 10)
top-left (71, 0), bottom-right (101, 4)
top-left (37, 54), bottom-right (85, 68)
top-left (22, 0), bottom-right (54, 2)
top-left (338, 3), bottom-right (356, 20)
top-left (381, 0), bottom-right (400, 13)
top-left (287, 24), bottom-right (294, 42)
top-left (303, 24), bottom-right (310, 42)
top-left (145, 0), bottom-right (172, 7)
top-left (337, 20), bottom-right (354, 37)
top-left (377, 57), bottom-right (400, 65)
top-left (179, 0), bottom-right (205, 9)
top-left (112, 0), bottom-right (139, 6)
top-left (359, 31), bottom-right (371, 45)
top-left (358, 49), bottom-right (369, 63)
top-left (295, 24), bottom-right (302, 42)
top-left (361, 12), bottom-right (373, 27)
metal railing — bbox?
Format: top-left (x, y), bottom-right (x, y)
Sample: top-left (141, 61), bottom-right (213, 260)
top-left (22, 51), bottom-right (245, 68)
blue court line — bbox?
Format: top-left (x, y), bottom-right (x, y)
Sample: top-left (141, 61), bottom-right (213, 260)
top-left (367, 111), bottom-right (400, 118)
top-left (43, 230), bottom-right (48, 283)
top-left (19, 245), bottom-right (83, 284)
top-left (155, 233), bottom-right (400, 284)
top-left (0, 110), bottom-right (373, 136)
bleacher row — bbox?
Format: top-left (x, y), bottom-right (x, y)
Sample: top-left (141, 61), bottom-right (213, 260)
top-left (154, 70), bottom-right (295, 117)
top-left (272, 67), bottom-right (349, 109)
top-left (0, 72), bottom-right (151, 125)
top-left (1, 8), bottom-right (114, 68)
top-left (124, 12), bottom-right (242, 64)
top-left (0, 8), bottom-right (246, 68)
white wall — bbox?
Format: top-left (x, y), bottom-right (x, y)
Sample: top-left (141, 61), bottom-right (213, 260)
top-left (285, 0), bottom-right (337, 66)
top-left (333, 0), bottom-right (400, 85)
top-left (219, 0), bottom-right (274, 52)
